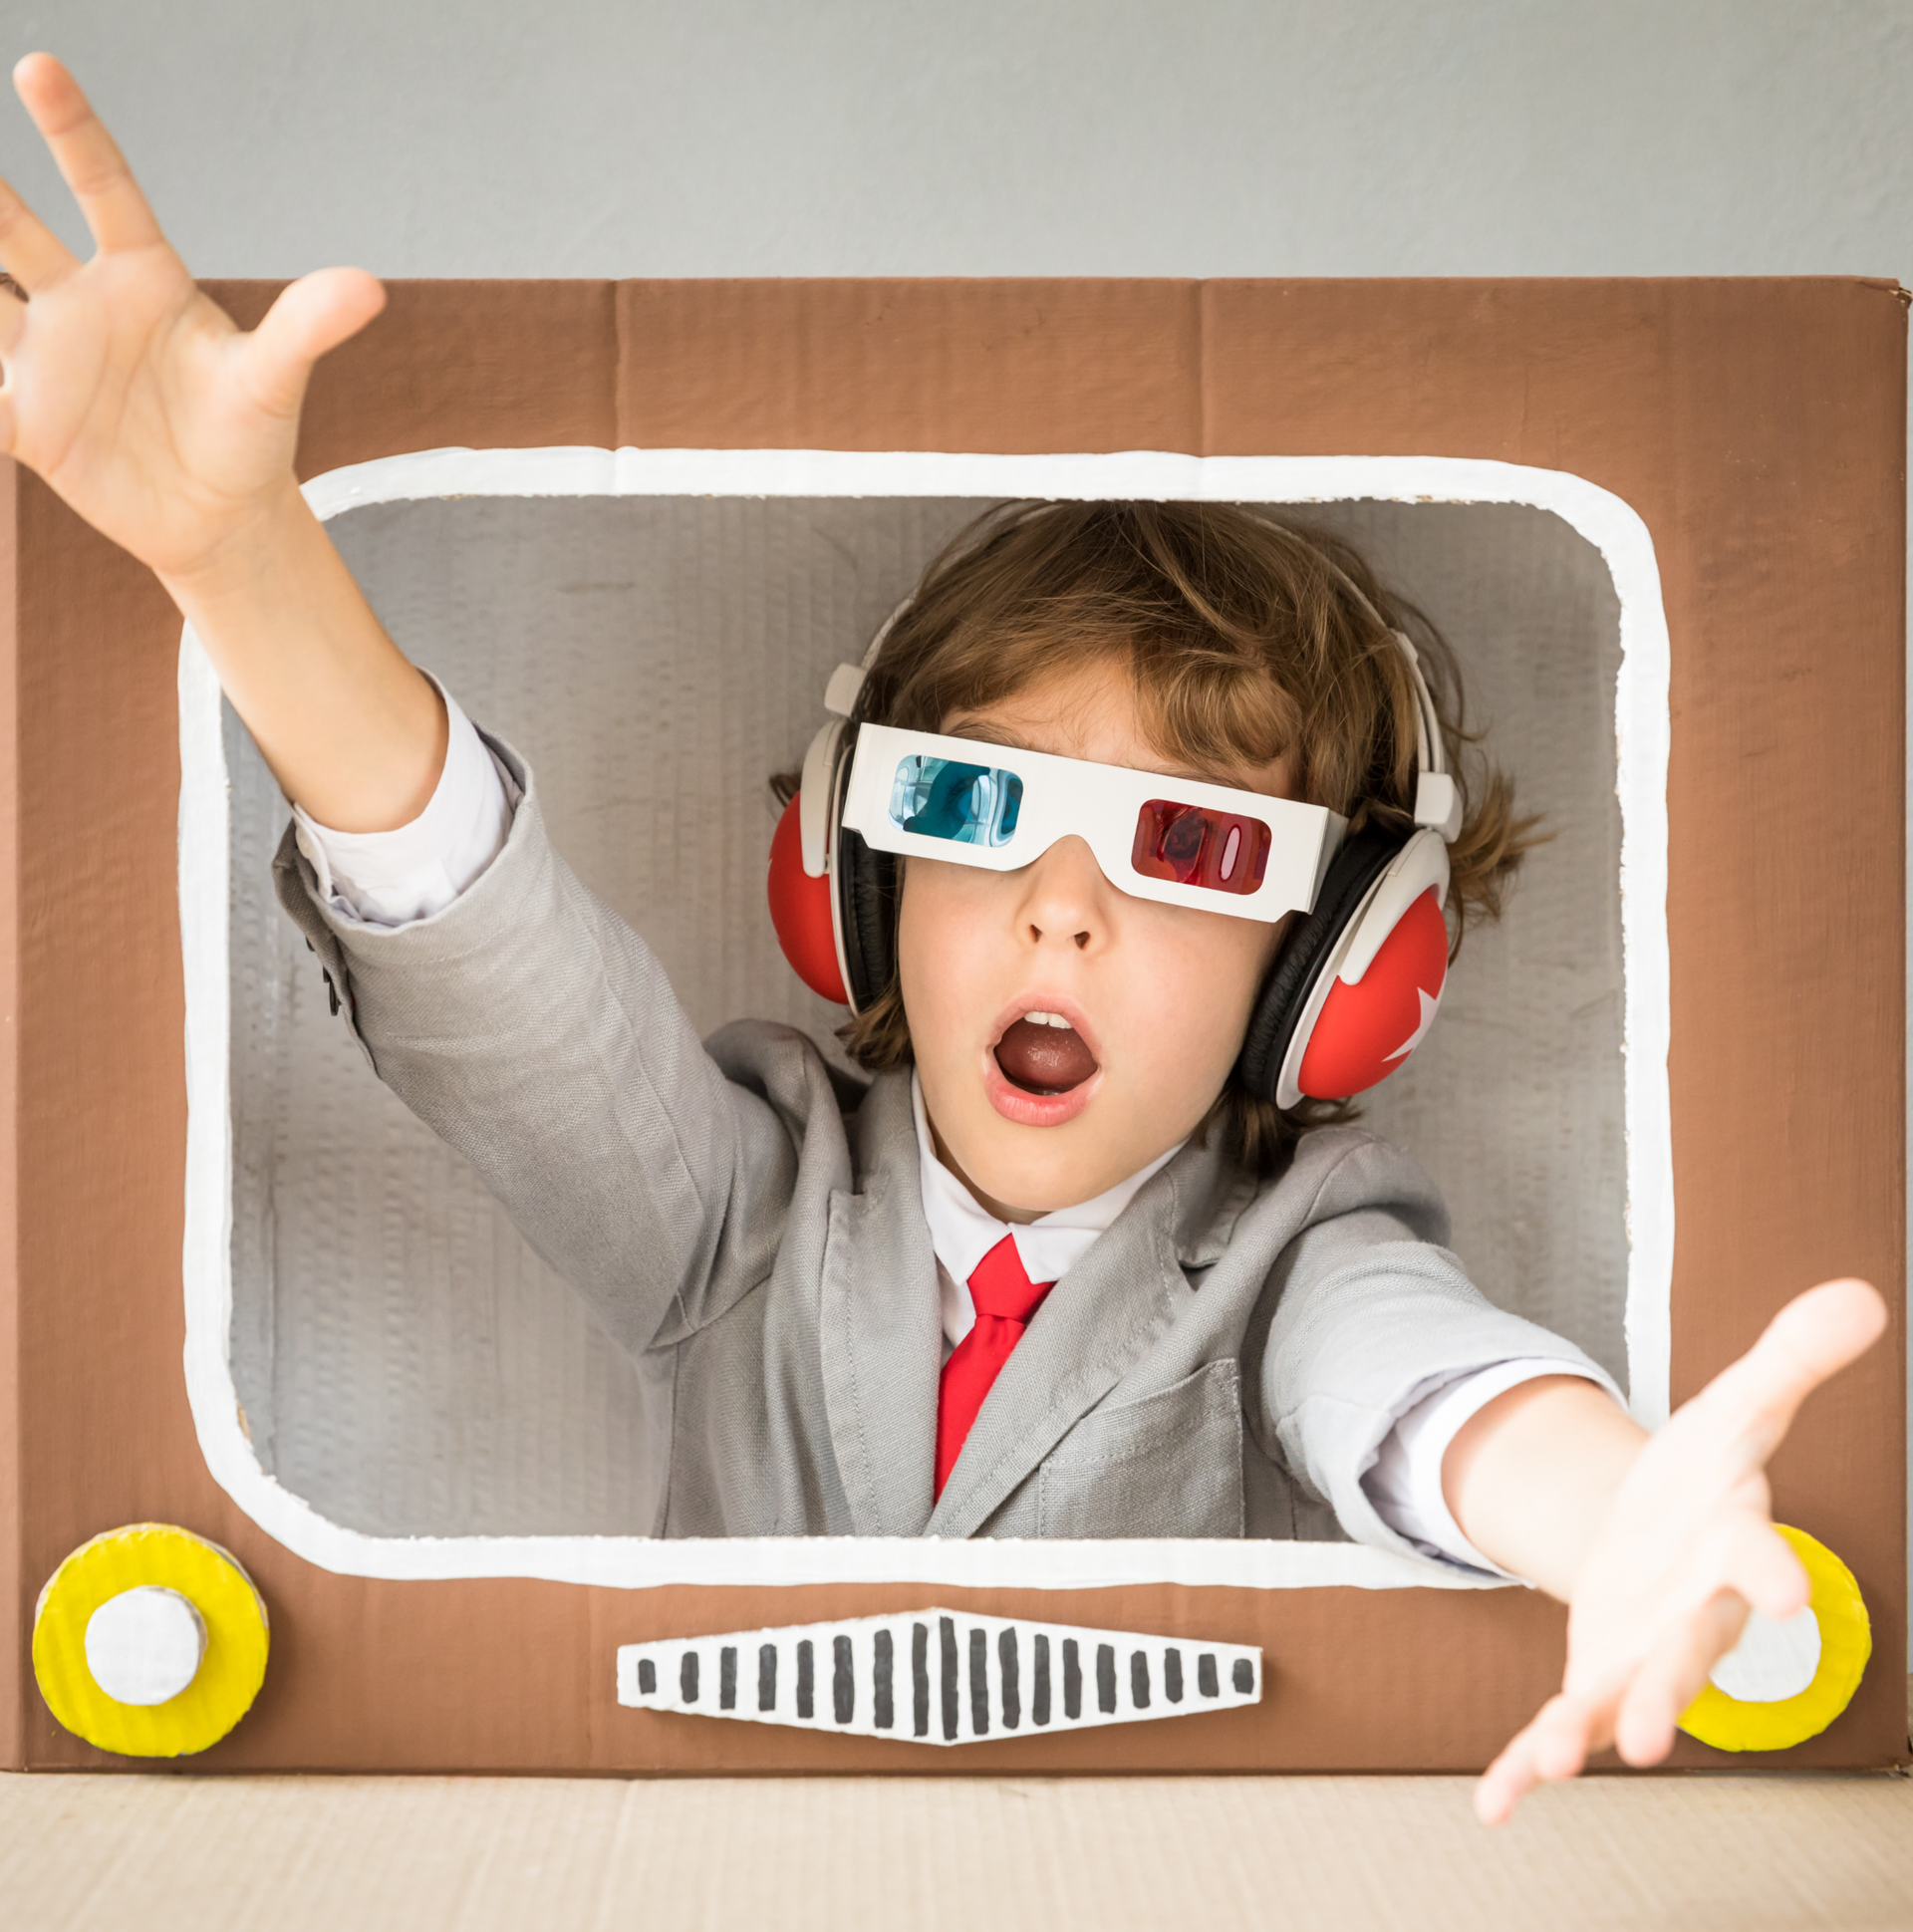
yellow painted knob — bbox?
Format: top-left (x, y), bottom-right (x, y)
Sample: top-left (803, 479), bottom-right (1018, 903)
top-left (33, 1523), bottom-right (269, 1758)
top-left (1678, 1524), bottom-right (1869, 1753)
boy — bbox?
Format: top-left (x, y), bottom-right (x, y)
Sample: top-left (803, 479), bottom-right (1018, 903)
top-left (0, 55), bottom-right (1884, 1822)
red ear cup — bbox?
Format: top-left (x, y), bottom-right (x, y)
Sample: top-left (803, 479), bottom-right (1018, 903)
top-left (1295, 886), bottom-right (1449, 1099)
top-left (767, 795), bottom-right (850, 1004)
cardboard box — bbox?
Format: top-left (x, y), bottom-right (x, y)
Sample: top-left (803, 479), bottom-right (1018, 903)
top-left (0, 278), bottom-right (1903, 1773)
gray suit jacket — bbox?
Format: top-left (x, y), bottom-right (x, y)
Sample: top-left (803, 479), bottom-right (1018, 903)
top-left (274, 734), bottom-right (1608, 1552)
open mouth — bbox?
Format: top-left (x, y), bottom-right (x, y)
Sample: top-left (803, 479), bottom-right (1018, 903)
top-left (992, 1010), bottom-right (1101, 1096)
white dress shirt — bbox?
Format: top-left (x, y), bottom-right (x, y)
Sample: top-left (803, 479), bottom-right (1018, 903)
top-left (296, 691), bottom-right (1608, 1574)
top-left (910, 1071), bottom-right (1181, 1352)
top-left (292, 680), bottom-right (512, 928)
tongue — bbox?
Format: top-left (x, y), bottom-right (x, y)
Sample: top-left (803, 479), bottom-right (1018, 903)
top-left (994, 1019), bottom-right (1099, 1095)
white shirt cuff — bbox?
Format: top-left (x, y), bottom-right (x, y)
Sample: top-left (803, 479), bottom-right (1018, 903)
top-left (1363, 1358), bottom-right (1621, 1577)
top-left (291, 680), bottom-right (511, 929)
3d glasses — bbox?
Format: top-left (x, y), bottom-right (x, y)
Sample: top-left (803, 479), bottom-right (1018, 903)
top-left (839, 723), bottom-right (1347, 922)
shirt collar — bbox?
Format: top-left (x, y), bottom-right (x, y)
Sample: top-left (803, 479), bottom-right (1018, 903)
top-left (911, 1070), bottom-right (1183, 1293)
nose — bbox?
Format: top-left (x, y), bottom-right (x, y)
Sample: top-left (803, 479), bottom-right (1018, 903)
top-left (1012, 835), bottom-right (1112, 954)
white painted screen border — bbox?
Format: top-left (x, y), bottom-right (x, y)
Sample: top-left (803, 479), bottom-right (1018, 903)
top-left (177, 446), bottom-right (1673, 1593)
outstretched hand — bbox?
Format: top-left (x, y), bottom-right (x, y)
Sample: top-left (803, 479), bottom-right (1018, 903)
top-left (0, 53), bottom-right (384, 582)
top-left (1475, 1276), bottom-right (1886, 1824)
top-left (0, 54), bottom-right (446, 833)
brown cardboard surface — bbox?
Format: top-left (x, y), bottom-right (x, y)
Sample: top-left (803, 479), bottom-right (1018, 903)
top-left (613, 279), bottom-right (1205, 452)
top-left (4, 1758), bottom-right (1913, 1932)
top-left (0, 277), bottom-right (1904, 1775)
top-left (213, 281), bottom-right (621, 473)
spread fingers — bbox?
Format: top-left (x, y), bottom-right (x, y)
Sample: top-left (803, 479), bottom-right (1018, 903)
top-left (0, 171), bottom-right (78, 294)
top-left (1612, 1589), bottom-right (1749, 1766)
top-left (13, 54), bottom-right (163, 257)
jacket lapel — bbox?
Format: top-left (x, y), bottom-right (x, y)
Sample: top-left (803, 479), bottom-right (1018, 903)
top-left (818, 1073), bottom-right (944, 1535)
top-left (924, 1135), bottom-right (1236, 1538)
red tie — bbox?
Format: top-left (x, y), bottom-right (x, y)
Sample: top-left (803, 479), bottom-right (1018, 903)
top-left (935, 1235), bottom-right (1056, 1499)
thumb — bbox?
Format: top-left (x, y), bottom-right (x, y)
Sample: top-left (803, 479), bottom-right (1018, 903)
top-left (1698, 1277), bottom-right (1886, 1457)
top-left (1760, 1277), bottom-right (1888, 1380)
top-left (241, 266), bottom-right (387, 418)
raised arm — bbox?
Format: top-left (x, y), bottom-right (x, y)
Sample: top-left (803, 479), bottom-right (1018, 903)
top-left (0, 52), bottom-right (441, 829)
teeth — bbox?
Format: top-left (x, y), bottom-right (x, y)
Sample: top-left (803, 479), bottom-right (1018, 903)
top-left (1022, 1011), bottom-right (1073, 1029)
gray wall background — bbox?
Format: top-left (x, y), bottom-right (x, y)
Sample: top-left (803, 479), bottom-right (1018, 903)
top-left (5, 2), bottom-right (1909, 280)
top-left (4, 0), bottom-right (1908, 1606)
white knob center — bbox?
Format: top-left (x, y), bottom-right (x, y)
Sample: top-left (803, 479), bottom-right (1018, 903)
top-left (84, 1586), bottom-right (208, 1707)
top-left (1708, 1605), bottom-right (1822, 1704)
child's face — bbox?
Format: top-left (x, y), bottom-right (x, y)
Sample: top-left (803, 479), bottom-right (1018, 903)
top-left (899, 657), bottom-right (1296, 1220)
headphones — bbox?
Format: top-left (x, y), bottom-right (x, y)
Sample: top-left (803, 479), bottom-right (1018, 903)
top-left (765, 510), bottom-right (1465, 1110)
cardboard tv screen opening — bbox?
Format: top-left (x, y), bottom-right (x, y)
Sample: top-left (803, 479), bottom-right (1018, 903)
top-left (183, 460), bottom-right (1648, 1579)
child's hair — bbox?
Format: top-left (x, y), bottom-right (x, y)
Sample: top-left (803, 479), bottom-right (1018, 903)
top-left (789, 499), bottom-right (1539, 1172)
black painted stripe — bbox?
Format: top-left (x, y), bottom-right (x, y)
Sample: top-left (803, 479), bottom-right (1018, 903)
top-left (1097, 1644), bottom-right (1117, 1715)
top-left (681, 1651), bottom-right (699, 1704)
top-left (998, 1629), bottom-right (1020, 1731)
top-left (1032, 1633), bottom-right (1051, 1727)
top-left (1131, 1651), bottom-right (1150, 1710)
top-left (969, 1628), bottom-right (989, 1737)
top-left (797, 1639), bottom-right (815, 1719)
top-left (940, 1617), bottom-right (959, 1742)
top-left (1063, 1638), bottom-right (1082, 1720)
top-left (1198, 1653), bottom-right (1219, 1699)
top-left (913, 1623), bottom-right (930, 1738)
top-left (834, 1635), bottom-right (855, 1724)
top-left (759, 1644), bottom-right (777, 1713)
top-left (874, 1629), bottom-right (895, 1730)
top-left (720, 1646), bottom-right (738, 1711)
top-left (637, 1658), bottom-right (656, 1696)
top-left (1164, 1649), bottom-right (1183, 1704)
top-left (1233, 1658), bottom-right (1254, 1696)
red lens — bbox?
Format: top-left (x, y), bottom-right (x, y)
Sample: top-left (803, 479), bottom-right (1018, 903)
top-left (1130, 801), bottom-right (1272, 896)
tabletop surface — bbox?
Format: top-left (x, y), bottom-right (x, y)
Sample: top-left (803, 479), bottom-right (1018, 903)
top-left (3, 1687), bottom-right (1911, 1932)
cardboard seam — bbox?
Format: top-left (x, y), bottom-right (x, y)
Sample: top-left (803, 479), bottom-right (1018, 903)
top-left (608, 280), bottom-right (626, 453)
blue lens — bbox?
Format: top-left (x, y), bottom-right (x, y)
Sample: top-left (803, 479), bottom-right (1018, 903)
top-left (888, 756), bottom-right (1023, 847)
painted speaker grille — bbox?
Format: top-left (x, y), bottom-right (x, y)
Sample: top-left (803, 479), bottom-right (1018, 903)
top-left (616, 1609), bottom-right (1260, 1745)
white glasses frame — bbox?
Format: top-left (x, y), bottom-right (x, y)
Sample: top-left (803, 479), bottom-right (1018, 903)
top-left (840, 722), bottom-right (1348, 923)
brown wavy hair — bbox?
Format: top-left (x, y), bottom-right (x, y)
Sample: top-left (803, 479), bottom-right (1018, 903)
top-left (787, 500), bottom-right (1539, 1173)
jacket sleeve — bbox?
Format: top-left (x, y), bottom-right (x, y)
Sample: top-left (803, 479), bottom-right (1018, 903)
top-left (1251, 1130), bottom-right (1624, 1567)
top-left (271, 731), bottom-right (832, 1357)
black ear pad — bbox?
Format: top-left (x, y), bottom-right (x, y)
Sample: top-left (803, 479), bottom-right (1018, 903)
top-left (835, 826), bottom-right (900, 1012)
top-left (1234, 821), bottom-right (1410, 1105)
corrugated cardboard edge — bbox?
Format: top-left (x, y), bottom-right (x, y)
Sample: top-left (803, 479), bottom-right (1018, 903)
top-left (5, 1764), bottom-right (1913, 1931)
